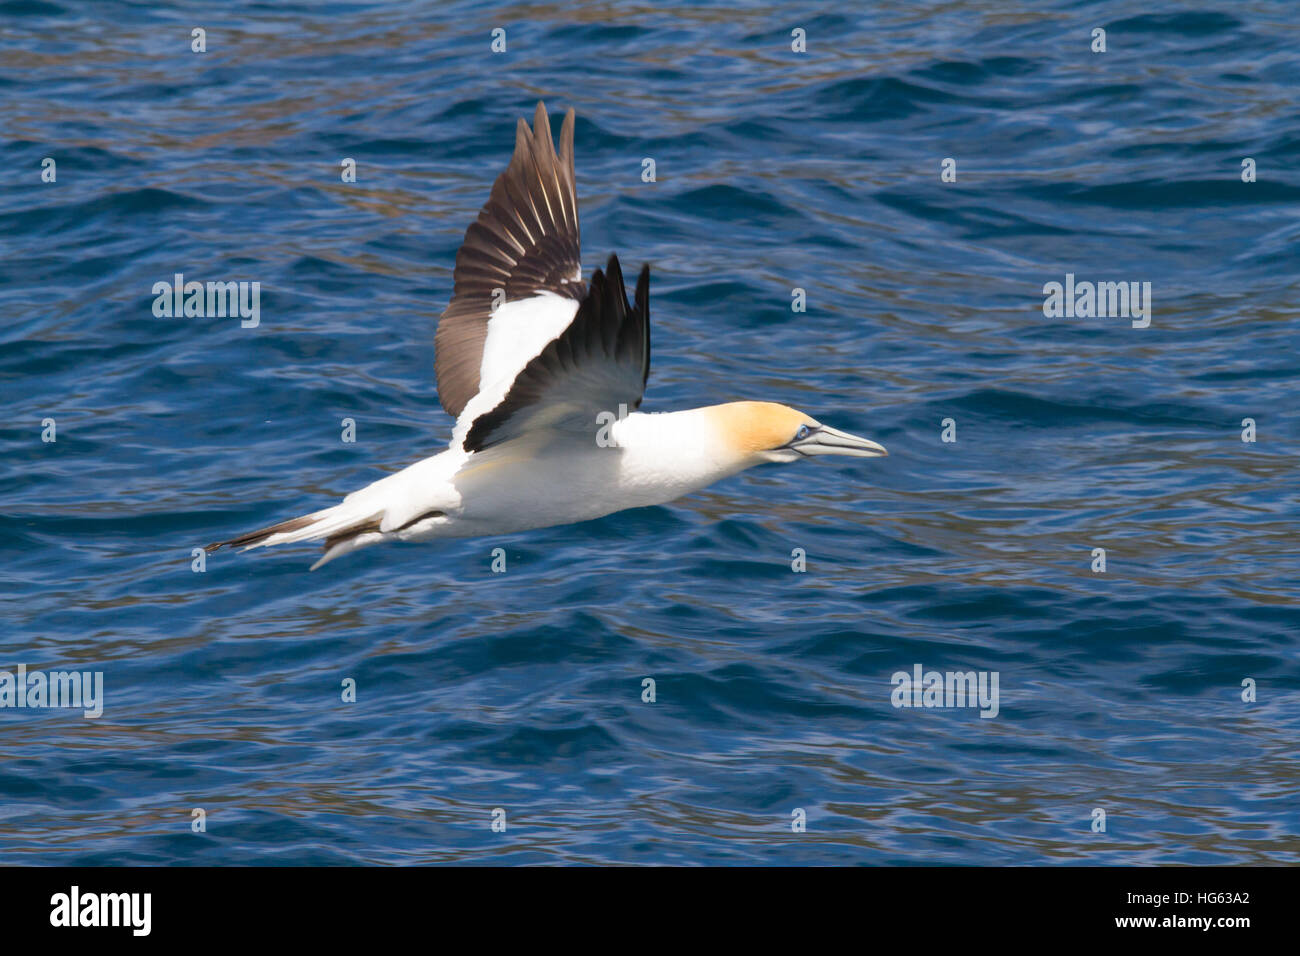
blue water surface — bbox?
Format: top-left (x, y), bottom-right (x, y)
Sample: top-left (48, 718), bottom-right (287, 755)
top-left (1, 0), bottom-right (1298, 865)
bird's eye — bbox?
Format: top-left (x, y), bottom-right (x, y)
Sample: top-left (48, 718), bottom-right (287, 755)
top-left (795, 424), bottom-right (811, 441)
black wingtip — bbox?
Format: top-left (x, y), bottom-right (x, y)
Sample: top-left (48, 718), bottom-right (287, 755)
top-left (604, 253), bottom-right (623, 286)
top-left (635, 263), bottom-right (650, 310)
top-left (635, 264), bottom-right (650, 393)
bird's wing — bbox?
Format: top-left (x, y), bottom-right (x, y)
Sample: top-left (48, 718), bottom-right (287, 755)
top-left (434, 102), bottom-right (585, 420)
top-left (459, 255), bottom-right (650, 453)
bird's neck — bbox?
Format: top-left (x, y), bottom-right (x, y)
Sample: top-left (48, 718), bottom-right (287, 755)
top-left (611, 407), bottom-right (755, 494)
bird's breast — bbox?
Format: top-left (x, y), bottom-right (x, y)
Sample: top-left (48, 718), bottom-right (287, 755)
top-left (449, 430), bottom-right (734, 534)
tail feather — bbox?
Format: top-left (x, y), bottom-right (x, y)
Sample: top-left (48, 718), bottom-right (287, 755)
top-left (206, 501), bottom-right (386, 564)
top-left (205, 512), bottom-right (321, 552)
top-left (207, 451), bottom-right (459, 568)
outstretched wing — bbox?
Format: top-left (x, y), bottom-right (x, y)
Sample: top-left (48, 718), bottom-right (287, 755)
top-left (463, 255), bottom-right (650, 453)
top-left (434, 102), bottom-right (584, 420)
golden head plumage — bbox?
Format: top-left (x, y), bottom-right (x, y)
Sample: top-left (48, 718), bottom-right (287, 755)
top-left (705, 401), bottom-right (887, 463)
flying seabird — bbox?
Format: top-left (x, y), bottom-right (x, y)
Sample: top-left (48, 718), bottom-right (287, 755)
top-left (208, 102), bottom-right (887, 569)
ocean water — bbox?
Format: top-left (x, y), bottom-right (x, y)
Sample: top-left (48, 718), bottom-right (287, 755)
top-left (2, 0), bottom-right (1297, 865)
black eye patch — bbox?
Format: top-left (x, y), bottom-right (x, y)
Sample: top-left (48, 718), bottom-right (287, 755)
top-left (788, 424), bottom-right (818, 445)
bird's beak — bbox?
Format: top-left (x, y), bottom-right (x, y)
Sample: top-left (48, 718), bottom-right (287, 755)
top-left (793, 425), bottom-right (888, 458)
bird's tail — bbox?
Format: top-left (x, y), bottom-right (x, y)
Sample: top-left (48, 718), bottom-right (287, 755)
top-left (206, 499), bottom-right (387, 570)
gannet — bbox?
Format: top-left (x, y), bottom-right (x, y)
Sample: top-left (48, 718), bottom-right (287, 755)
top-left (208, 102), bottom-right (887, 570)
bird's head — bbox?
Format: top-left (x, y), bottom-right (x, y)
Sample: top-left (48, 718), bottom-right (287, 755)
top-left (710, 401), bottom-right (887, 466)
